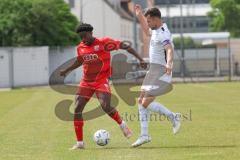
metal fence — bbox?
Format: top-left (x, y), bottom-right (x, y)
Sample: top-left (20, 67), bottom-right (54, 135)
top-left (173, 48), bottom-right (230, 77)
top-left (111, 47), bottom-right (233, 83)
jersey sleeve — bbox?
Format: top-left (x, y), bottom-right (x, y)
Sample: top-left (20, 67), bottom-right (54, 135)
top-left (102, 37), bottom-right (121, 51)
top-left (161, 31), bottom-right (171, 47)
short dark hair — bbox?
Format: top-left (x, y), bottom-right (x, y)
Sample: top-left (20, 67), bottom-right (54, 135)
top-left (144, 7), bottom-right (161, 18)
top-left (76, 23), bottom-right (93, 33)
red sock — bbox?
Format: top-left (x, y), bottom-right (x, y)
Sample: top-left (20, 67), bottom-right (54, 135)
top-left (74, 120), bottom-right (84, 141)
top-left (110, 111), bottom-right (122, 125)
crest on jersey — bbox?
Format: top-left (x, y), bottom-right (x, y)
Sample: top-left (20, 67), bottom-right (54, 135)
top-left (94, 45), bottom-right (100, 51)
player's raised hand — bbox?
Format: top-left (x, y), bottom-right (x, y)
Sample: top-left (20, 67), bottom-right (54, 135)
top-left (134, 4), bottom-right (143, 17)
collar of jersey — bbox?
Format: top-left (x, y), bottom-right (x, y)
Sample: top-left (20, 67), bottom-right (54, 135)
top-left (79, 38), bottom-right (98, 47)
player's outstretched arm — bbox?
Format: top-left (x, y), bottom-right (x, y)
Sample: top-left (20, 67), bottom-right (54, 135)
top-left (164, 44), bottom-right (174, 75)
top-left (134, 4), bottom-right (151, 37)
top-left (121, 44), bottom-right (147, 69)
top-left (60, 58), bottom-right (83, 77)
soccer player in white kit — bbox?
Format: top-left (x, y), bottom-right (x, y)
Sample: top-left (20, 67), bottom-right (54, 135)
top-left (132, 5), bottom-right (181, 147)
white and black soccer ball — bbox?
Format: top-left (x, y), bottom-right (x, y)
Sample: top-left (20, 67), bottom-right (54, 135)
top-left (93, 129), bottom-right (110, 146)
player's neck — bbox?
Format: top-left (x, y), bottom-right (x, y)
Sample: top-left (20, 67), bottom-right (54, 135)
top-left (156, 21), bottom-right (163, 30)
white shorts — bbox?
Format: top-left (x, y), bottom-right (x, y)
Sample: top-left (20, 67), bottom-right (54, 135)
top-left (141, 63), bottom-right (173, 97)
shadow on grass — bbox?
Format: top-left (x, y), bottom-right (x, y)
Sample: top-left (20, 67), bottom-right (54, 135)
top-left (136, 145), bottom-right (238, 150)
top-left (89, 145), bottom-right (237, 150)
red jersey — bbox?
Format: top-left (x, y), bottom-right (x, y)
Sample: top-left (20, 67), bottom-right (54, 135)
top-left (77, 37), bottom-right (121, 83)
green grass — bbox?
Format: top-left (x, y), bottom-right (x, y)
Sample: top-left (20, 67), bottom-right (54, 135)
top-left (0, 82), bottom-right (240, 160)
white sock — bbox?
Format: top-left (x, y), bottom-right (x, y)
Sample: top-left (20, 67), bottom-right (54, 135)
top-left (119, 121), bottom-right (125, 128)
top-left (77, 141), bottom-right (84, 145)
top-left (148, 101), bottom-right (175, 123)
top-left (138, 104), bottom-right (150, 136)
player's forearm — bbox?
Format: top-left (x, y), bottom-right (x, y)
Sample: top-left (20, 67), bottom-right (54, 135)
top-left (126, 47), bottom-right (144, 62)
top-left (166, 48), bottom-right (174, 68)
top-left (64, 59), bottom-right (82, 73)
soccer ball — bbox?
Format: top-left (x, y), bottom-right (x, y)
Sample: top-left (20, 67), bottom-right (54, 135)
top-left (93, 129), bottom-right (110, 146)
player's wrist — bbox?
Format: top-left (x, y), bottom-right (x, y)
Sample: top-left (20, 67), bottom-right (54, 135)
top-left (166, 63), bottom-right (173, 69)
top-left (139, 58), bottom-right (145, 62)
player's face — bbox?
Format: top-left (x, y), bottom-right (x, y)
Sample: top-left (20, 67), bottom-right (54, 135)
top-left (146, 15), bottom-right (159, 30)
top-left (80, 32), bottom-right (94, 45)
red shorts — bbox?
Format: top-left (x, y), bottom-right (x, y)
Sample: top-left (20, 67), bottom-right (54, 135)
top-left (76, 79), bottom-right (111, 99)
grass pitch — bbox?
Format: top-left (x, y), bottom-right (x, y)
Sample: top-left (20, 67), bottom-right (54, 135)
top-left (0, 82), bottom-right (240, 160)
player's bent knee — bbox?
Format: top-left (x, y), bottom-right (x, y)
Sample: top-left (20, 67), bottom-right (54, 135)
top-left (141, 98), bottom-right (154, 108)
top-left (138, 97), bottom-right (143, 104)
top-left (100, 103), bottom-right (108, 111)
top-left (141, 101), bottom-right (149, 108)
top-left (101, 104), bottom-right (115, 115)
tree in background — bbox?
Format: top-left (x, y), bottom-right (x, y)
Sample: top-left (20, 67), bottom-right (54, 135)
top-left (173, 37), bottom-right (215, 49)
top-left (208, 0), bottom-right (240, 37)
top-left (174, 37), bottom-right (198, 49)
top-left (0, 0), bottom-right (80, 46)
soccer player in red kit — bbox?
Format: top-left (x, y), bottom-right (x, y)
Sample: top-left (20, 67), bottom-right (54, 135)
top-left (60, 23), bottom-right (147, 150)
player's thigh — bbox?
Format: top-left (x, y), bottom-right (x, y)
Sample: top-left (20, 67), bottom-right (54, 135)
top-left (75, 86), bottom-right (95, 111)
top-left (96, 91), bottom-right (116, 115)
top-left (75, 95), bottom-right (89, 109)
top-left (96, 83), bottom-right (116, 114)
top-left (138, 90), bottom-right (146, 104)
top-left (95, 82), bottom-right (111, 106)
top-left (96, 91), bottom-right (111, 108)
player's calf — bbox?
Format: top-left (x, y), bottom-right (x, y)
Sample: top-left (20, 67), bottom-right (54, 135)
top-left (103, 106), bottom-right (133, 138)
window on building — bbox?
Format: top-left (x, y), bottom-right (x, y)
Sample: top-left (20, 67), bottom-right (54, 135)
top-left (155, 0), bottom-right (210, 5)
top-left (166, 16), bottom-right (209, 33)
top-left (196, 20), bottom-right (208, 28)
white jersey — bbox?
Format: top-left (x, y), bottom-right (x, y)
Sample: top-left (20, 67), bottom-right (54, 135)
top-left (149, 23), bottom-right (174, 66)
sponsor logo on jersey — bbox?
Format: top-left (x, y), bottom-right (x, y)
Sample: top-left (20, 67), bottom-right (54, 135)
top-left (94, 45), bottom-right (100, 51)
top-left (83, 54), bottom-right (98, 61)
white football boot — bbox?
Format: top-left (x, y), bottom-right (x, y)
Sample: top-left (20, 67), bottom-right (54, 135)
top-left (173, 113), bottom-right (181, 134)
top-left (131, 135), bottom-right (151, 147)
top-left (69, 142), bottom-right (85, 150)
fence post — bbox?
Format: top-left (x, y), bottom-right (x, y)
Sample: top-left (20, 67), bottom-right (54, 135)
top-left (8, 47), bottom-right (14, 88)
top-left (228, 37), bottom-right (232, 81)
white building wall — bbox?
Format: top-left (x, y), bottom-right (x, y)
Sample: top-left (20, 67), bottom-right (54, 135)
top-left (81, 0), bottom-right (105, 37)
top-left (103, 2), bottom-right (121, 39)
top-left (81, 0), bottom-right (121, 39)
top-left (71, 0), bottom-right (81, 20)
top-left (64, 0), bottom-right (122, 39)
top-left (64, 0), bottom-right (81, 20)
top-left (119, 19), bottom-right (138, 60)
top-left (160, 4), bottom-right (212, 17)
top-left (120, 19), bottom-right (133, 42)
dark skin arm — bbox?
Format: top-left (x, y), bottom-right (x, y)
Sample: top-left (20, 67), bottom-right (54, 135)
top-left (120, 43), bottom-right (148, 69)
top-left (60, 58), bottom-right (83, 77)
